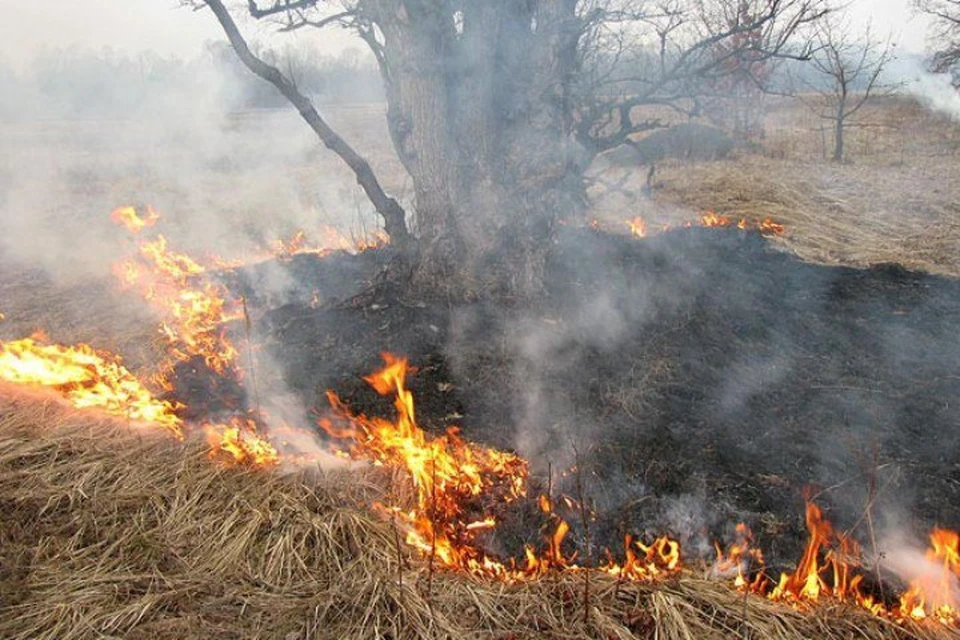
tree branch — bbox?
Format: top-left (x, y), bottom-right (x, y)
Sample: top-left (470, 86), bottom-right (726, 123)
top-left (202, 0), bottom-right (412, 250)
top-left (248, 0), bottom-right (320, 19)
top-left (278, 9), bottom-right (355, 32)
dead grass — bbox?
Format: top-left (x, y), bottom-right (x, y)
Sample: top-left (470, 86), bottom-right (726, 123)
top-left (589, 96), bottom-right (960, 278)
top-left (1, 393), bottom-right (956, 639)
top-left (4, 98), bottom-right (960, 639)
top-left (655, 157), bottom-right (960, 277)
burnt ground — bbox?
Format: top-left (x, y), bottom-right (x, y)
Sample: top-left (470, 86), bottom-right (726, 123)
top-left (223, 227), bottom-right (960, 575)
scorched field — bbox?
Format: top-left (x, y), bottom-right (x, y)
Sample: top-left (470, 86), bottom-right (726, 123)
top-left (2, 101), bottom-right (960, 639)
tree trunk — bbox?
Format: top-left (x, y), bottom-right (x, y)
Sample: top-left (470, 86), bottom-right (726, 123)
top-left (833, 95), bottom-right (846, 163)
top-left (833, 116), bottom-right (844, 162)
top-left (363, 0), bottom-right (585, 296)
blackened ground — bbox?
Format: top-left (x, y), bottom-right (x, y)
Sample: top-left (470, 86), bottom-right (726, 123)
top-left (230, 227), bottom-right (960, 576)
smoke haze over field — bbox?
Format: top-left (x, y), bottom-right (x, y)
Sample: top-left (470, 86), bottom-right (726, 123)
top-left (0, 0), bottom-right (935, 70)
top-left (888, 56), bottom-right (960, 119)
top-left (0, 0), bottom-right (959, 575)
top-left (0, 46), bottom-right (391, 281)
top-left (0, 0), bottom-right (361, 72)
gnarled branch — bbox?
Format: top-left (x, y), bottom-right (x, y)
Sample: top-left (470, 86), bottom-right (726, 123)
top-left (203, 0), bottom-right (412, 250)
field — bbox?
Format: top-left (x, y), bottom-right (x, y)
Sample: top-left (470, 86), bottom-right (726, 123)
top-left (2, 97), bottom-right (960, 639)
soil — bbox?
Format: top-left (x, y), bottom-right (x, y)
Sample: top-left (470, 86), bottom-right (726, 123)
top-left (208, 227), bottom-right (960, 575)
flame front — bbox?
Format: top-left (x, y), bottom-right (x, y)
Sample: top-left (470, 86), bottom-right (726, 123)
top-left (319, 353), bottom-right (684, 581)
top-left (273, 227), bottom-right (389, 261)
top-left (0, 206), bottom-right (284, 467)
top-left (620, 213), bottom-right (785, 238)
top-left (7, 205), bottom-right (960, 631)
top-left (320, 353), bottom-right (530, 576)
top-left (899, 528), bottom-right (960, 625)
top-left (0, 336), bottom-right (182, 438)
top-left (114, 232), bottom-right (241, 380)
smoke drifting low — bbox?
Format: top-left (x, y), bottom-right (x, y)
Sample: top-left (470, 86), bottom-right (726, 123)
top-left (0, 43), bottom-right (389, 282)
top-left (1, 4), bottom-right (959, 588)
top-left (887, 56), bottom-right (960, 120)
top-left (0, 42), bottom-right (392, 468)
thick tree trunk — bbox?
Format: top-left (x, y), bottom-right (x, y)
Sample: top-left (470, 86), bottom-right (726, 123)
top-left (363, 0), bottom-right (585, 295)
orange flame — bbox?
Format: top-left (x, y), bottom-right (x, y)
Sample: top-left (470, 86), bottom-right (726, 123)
top-left (758, 217), bottom-right (786, 235)
top-left (204, 418), bottom-right (279, 467)
top-left (766, 500), bottom-right (873, 609)
top-left (627, 216), bottom-right (647, 238)
top-left (273, 227), bottom-right (389, 261)
top-left (0, 336), bottom-right (182, 437)
top-left (319, 354), bottom-right (686, 582)
top-left (112, 218), bottom-right (241, 378)
top-left (898, 528), bottom-right (960, 625)
top-left (320, 353), bottom-right (529, 576)
top-left (700, 212), bottom-right (734, 228)
top-left (111, 205), bottom-right (159, 234)
top-left (622, 213), bottom-right (785, 238)
top-left (602, 534), bottom-right (681, 581)
top-left (713, 523), bottom-right (767, 591)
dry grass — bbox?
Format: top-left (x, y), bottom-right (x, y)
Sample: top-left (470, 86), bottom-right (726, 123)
top-left (1, 392), bottom-right (956, 640)
top-left (3, 98), bottom-right (960, 639)
top-left (654, 157), bottom-right (960, 277)
top-left (589, 96), bottom-right (960, 278)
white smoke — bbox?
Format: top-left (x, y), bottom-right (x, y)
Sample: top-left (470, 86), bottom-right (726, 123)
top-left (887, 56), bottom-right (960, 120)
top-left (882, 529), bottom-right (960, 611)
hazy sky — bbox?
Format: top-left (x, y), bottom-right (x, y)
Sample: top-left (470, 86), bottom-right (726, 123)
top-left (0, 0), bottom-right (935, 71)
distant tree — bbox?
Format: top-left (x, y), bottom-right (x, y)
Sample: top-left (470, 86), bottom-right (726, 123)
top-left (699, 0), bottom-right (779, 140)
top-left (190, 0), bottom-right (827, 294)
top-left (915, 0), bottom-right (960, 76)
top-left (798, 14), bottom-right (896, 162)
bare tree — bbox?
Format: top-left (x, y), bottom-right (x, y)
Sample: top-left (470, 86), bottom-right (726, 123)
top-left (697, 0), bottom-right (784, 140)
top-left (915, 0), bottom-right (960, 75)
top-left (798, 14), bottom-right (896, 162)
top-left (187, 0), bottom-right (826, 294)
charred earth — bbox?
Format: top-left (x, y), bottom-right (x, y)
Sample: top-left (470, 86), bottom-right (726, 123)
top-left (228, 225), bottom-right (960, 568)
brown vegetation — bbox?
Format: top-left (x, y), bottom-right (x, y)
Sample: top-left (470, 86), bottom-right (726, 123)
top-left (3, 96), bottom-right (960, 638)
top-left (1, 397), bottom-right (953, 640)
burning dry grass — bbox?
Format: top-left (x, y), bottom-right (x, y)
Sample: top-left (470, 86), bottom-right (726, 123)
top-left (643, 157), bottom-right (960, 279)
top-left (1, 394), bottom-right (955, 640)
top-left (589, 98), bottom-right (960, 278)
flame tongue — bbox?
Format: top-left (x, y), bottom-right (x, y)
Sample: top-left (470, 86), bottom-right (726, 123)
top-left (770, 500), bottom-right (836, 601)
top-left (899, 528), bottom-right (960, 624)
top-left (321, 353), bottom-right (529, 575)
top-left (114, 232), bottom-right (241, 380)
top-left (0, 336), bottom-right (183, 438)
top-left (273, 227), bottom-right (389, 261)
top-left (111, 205), bottom-right (159, 234)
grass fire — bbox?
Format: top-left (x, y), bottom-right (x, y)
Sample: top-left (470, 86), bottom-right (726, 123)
top-left (4, 1), bottom-right (960, 637)
top-left (2, 205), bottom-right (960, 637)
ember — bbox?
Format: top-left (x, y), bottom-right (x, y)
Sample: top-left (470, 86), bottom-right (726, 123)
top-left (620, 213), bottom-right (786, 237)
